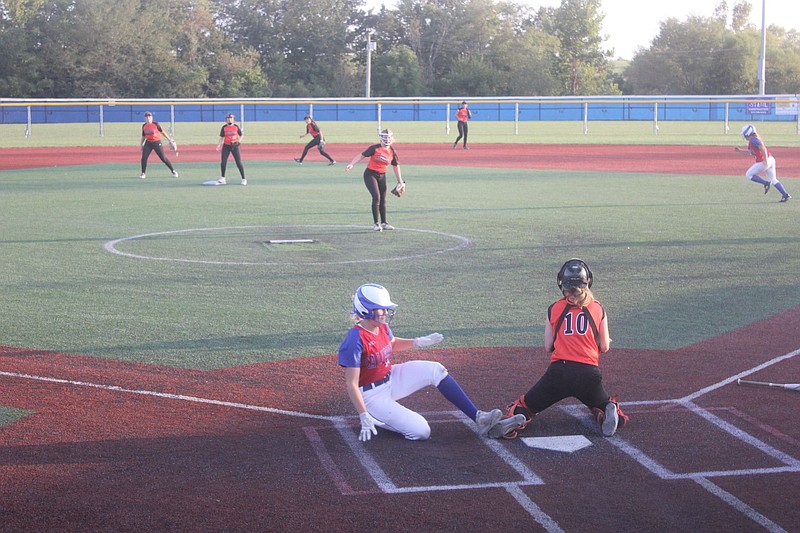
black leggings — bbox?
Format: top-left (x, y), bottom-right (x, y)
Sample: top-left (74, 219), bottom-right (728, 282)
top-left (141, 141), bottom-right (174, 173)
top-left (221, 143), bottom-right (245, 179)
top-left (454, 121), bottom-right (468, 146)
top-left (523, 360), bottom-right (610, 414)
top-left (363, 169), bottom-right (388, 224)
top-left (299, 136), bottom-right (334, 162)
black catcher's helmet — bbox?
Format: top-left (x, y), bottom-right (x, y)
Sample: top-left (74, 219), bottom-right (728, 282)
top-left (557, 258), bottom-right (593, 290)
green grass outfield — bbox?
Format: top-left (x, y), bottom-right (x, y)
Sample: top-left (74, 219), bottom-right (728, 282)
top-left (2, 119), bottom-right (799, 148)
top-left (1, 159), bottom-right (797, 369)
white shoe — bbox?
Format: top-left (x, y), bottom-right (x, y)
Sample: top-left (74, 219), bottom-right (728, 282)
top-left (373, 223), bottom-right (382, 232)
top-left (487, 414), bottom-right (527, 439)
top-left (217, 177), bottom-right (227, 185)
top-left (139, 173), bottom-right (146, 179)
top-left (172, 170), bottom-right (179, 178)
top-left (241, 178), bottom-right (247, 186)
top-left (475, 409), bottom-right (502, 436)
top-left (381, 223), bottom-right (394, 230)
top-left (601, 402), bottom-right (619, 437)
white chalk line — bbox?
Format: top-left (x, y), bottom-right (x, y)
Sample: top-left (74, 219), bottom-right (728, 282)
top-left (562, 347), bottom-right (800, 532)
top-left (0, 370), bottom-right (331, 421)
top-left (103, 225), bottom-right (471, 266)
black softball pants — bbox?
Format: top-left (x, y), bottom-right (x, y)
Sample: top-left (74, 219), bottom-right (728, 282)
top-left (523, 359), bottom-right (610, 414)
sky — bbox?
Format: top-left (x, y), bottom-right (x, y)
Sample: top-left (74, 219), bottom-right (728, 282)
top-left (364, 0), bottom-right (800, 60)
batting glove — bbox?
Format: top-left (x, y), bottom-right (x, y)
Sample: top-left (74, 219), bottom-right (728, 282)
top-left (413, 333), bottom-right (444, 347)
top-left (359, 412), bottom-right (378, 442)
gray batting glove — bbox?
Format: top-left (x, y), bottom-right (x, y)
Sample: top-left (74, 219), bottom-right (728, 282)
top-left (359, 412), bottom-right (378, 442)
top-left (413, 333), bottom-right (444, 347)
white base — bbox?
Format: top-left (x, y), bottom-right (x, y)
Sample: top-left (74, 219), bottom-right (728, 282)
top-left (202, 180), bottom-right (223, 186)
top-left (520, 435), bottom-right (592, 453)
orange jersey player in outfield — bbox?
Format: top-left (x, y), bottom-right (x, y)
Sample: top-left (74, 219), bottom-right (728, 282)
top-left (139, 111), bottom-right (178, 179)
top-left (294, 116), bottom-right (335, 165)
top-left (452, 101), bottom-right (472, 150)
top-left (214, 113), bottom-right (246, 185)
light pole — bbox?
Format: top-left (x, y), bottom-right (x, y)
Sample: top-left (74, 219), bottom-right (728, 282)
top-left (758, 0), bottom-right (766, 95)
top-left (366, 32), bottom-right (377, 98)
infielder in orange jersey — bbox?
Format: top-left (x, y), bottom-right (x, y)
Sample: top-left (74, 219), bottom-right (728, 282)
top-left (499, 259), bottom-right (629, 439)
top-left (139, 111), bottom-right (178, 179)
top-left (452, 100), bottom-right (472, 150)
top-left (735, 124), bottom-right (791, 202)
top-left (344, 129), bottom-right (404, 232)
top-left (338, 283), bottom-right (526, 442)
top-left (215, 113), bottom-right (246, 185)
top-left (294, 116), bottom-right (335, 165)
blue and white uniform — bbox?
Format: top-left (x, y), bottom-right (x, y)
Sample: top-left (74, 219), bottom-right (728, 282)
top-left (338, 322), bottom-right (449, 441)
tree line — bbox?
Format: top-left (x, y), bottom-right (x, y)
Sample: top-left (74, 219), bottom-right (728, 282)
top-left (1, 0), bottom-right (798, 99)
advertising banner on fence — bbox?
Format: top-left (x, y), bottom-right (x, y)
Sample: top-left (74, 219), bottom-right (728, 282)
top-left (746, 98), bottom-right (772, 115)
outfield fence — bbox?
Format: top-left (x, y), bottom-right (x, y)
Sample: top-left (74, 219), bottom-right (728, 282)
top-left (1, 95), bottom-right (799, 138)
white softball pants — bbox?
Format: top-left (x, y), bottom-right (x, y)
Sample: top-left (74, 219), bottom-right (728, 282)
top-left (746, 156), bottom-right (777, 184)
top-left (362, 360), bottom-right (448, 440)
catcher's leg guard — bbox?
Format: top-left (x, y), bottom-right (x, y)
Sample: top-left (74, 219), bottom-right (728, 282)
top-left (501, 396), bottom-right (534, 439)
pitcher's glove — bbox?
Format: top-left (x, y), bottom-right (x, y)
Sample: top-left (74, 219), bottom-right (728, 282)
top-left (168, 139), bottom-right (178, 152)
top-left (390, 181), bottom-right (405, 197)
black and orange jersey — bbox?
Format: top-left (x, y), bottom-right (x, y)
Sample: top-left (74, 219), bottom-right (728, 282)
top-left (361, 144), bottom-right (398, 174)
top-left (456, 107), bottom-right (471, 122)
top-left (547, 298), bottom-right (606, 366)
top-left (220, 123), bottom-right (243, 145)
top-left (306, 121), bottom-right (322, 137)
top-left (142, 122), bottom-right (164, 142)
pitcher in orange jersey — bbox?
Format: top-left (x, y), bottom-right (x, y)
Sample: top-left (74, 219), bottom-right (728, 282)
top-left (452, 101), bottom-right (472, 150)
top-left (344, 129), bottom-right (404, 232)
top-left (499, 259), bottom-right (629, 439)
top-left (139, 112), bottom-right (178, 179)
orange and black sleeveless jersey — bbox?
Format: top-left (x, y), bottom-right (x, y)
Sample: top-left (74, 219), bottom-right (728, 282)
top-left (547, 298), bottom-right (606, 366)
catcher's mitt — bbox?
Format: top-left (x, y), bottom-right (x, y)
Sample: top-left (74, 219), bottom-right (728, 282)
top-left (390, 181), bottom-right (406, 197)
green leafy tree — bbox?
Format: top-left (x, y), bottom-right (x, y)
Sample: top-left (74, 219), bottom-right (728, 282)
top-left (216, 0), bottom-right (361, 96)
top-left (764, 28), bottom-right (800, 94)
top-left (371, 44), bottom-right (427, 96)
top-left (623, 0), bottom-right (800, 95)
top-left (537, 0), bottom-right (618, 95)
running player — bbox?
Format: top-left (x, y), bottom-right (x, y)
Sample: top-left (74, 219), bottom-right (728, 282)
top-left (215, 113), bottom-right (247, 185)
top-left (140, 112), bottom-right (178, 179)
top-left (338, 283), bottom-right (526, 442)
top-left (735, 124), bottom-right (791, 202)
top-left (344, 129), bottom-right (404, 232)
top-left (294, 116), bottom-right (335, 165)
top-left (499, 259), bottom-right (629, 439)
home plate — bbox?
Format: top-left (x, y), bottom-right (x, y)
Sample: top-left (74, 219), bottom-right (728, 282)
top-left (521, 435), bottom-right (592, 453)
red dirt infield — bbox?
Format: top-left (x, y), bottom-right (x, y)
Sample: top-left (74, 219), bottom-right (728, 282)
top-left (2, 143), bottom-right (800, 176)
top-left (1, 144), bottom-right (799, 532)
